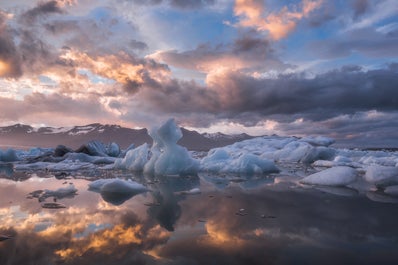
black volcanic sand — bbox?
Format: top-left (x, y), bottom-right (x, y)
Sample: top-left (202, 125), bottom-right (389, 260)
top-left (1, 172), bottom-right (398, 265)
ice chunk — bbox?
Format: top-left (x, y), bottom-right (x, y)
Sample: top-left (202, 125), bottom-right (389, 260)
top-left (115, 143), bottom-right (149, 171)
top-left (0, 148), bottom-right (19, 162)
top-left (89, 178), bottom-right (148, 205)
top-left (364, 166), bottom-right (398, 187)
top-left (300, 166), bottom-right (358, 186)
top-left (107, 142), bottom-right (121, 157)
top-left (75, 141), bottom-right (121, 157)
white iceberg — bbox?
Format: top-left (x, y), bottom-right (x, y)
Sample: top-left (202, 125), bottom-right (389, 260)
top-left (300, 166), bottom-right (358, 186)
top-left (364, 165), bottom-right (398, 187)
top-left (116, 119), bottom-right (199, 176)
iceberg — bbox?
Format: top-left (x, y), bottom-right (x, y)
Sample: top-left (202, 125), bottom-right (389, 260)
top-left (300, 166), bottom-right (358, 186)
top-left (116, 119), bottom-right (199, 176)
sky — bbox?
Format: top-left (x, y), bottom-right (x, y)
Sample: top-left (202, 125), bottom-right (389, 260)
top-left (0, 0), bottom-right (397, 147)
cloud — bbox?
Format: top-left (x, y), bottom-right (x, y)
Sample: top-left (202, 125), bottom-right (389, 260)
top-left (234, 0), bottom-right (323, 40)
top-left (126, 0), bottom-right (215, 9)
top-left (310, 27), bottom-right (398, 59)
top-left (352, 0), bottom-right (369, 19)
top-left (150, 35), bottom-right (289, 74)
top-left (0, 92), bottom-right (117, 126)
top-left (19, 0), bottom-right (64, 25)
top-left (0, 12), bottom-right (22, 78)
top-left (169, 0), bottom-right (215, 9)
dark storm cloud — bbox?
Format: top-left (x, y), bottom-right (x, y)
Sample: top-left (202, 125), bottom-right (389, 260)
top-left (125, 64), bottom-right (398, 129)
top-left (20, 0), bottom-right (64, 24)
top-left (0, 19), bottom-right (22, 78)
top-left (154, 35), bottom-right (289, 73)
top-left (169, 0), bottom-right (215, 9)
top-left (128, 0), bottom-right (215, 9)
top-left (205, 66), bottom-right (398, 120)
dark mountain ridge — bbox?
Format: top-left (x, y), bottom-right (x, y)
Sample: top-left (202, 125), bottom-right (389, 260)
top-left (0, 123), bottom-right (254, 151)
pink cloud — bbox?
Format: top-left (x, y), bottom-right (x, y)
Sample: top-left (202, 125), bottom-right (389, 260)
top-left (234, 0), bottom-right (323, 40)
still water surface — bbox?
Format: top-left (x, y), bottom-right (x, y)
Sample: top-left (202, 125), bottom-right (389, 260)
top-left (1, 168), bottom-right (398, 265)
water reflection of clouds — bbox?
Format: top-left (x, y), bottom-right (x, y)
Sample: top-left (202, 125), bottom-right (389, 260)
top-left (1, 175), bottom-right (398, 264)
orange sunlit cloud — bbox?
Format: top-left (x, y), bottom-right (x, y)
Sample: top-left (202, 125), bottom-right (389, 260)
top-left (234, 0), bottom-right (323, 40)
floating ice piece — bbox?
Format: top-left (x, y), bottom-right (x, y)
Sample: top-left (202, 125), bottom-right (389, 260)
top-left (115, 143), bottom-right (149, 171)
top-left (300, 166), bottom-right (358, 186)
top-left (364, 166), bottom-right (398, 187)
top-left (0, 149), bottom-right (19, 162)
top-left (88, 178), bottom-right (148, 205)
top-left (384, 185), bottom-right (398, 197)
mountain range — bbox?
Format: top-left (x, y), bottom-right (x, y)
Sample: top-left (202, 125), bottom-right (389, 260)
top-left (0, 123), bottom-right (253, 151)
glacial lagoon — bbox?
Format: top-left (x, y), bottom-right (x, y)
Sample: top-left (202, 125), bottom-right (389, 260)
top-left (1, 167), bottom-right (398, 265)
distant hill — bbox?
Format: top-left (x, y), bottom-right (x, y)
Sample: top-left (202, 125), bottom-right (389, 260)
top-left (0, 123), bottom-right (254, 151)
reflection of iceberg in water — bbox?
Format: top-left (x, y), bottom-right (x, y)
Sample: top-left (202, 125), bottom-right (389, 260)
top-left (88, 179), bottom-right (148, 206)
top-left (200, 173), bottom-right (274, 190)
top-left (146, 175), bottom-right (199, 231)
top-left (315, 186), bottom-right (358, 197)
top-left (0, 164), bottom-right (14, 177)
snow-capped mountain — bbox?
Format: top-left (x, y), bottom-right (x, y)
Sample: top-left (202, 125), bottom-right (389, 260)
top-left (0, 124), bottom-right (254, 151)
